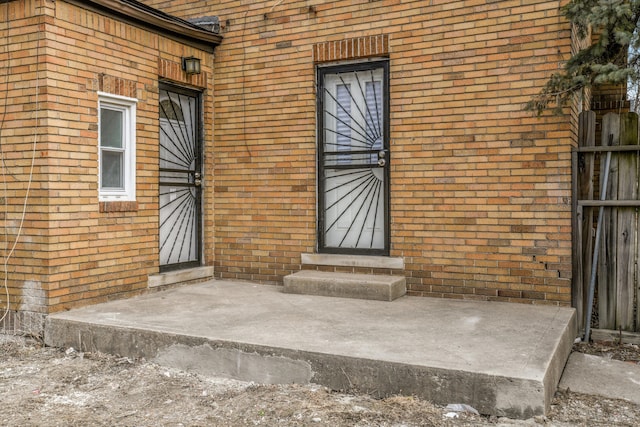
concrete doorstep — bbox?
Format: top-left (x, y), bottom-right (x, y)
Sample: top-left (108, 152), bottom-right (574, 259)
top-left (44, 279), bottom-right (576, 419)
top-left (283, 270), bottom-right (406, 301)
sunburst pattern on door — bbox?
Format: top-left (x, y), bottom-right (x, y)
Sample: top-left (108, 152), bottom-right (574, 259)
top-left (318, 62), bottom-right (389, 254)
top-left (159, 86), bottom-right (201, 269)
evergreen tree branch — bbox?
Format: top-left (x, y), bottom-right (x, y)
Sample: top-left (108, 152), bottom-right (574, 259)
top-left (527, 0), bottom-right (640, 114)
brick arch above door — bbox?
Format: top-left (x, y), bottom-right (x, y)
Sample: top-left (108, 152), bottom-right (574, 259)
top-left (313, 34), bottom-right (389, 64)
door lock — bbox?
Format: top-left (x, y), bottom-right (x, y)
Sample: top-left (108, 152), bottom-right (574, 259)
top-left (377, 150), bottom-right (387, 167)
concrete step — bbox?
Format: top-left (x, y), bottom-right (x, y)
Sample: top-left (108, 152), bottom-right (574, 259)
top-left (283, 270), bottom-right (406, 301)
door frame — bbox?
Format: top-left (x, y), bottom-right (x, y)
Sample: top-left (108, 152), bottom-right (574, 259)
top-left (316, 60), bottom-right (390, 256)
top-left (158, 82), bottom-right (204, 272)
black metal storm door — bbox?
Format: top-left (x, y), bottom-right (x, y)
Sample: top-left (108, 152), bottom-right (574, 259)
top-left (159, 84), bottom-right (202, 271)
top-left (317, 61), bottom-right (390, 255)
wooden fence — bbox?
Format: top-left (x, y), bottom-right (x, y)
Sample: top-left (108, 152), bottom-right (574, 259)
top-left (573, 111), bottom-right (640, 339)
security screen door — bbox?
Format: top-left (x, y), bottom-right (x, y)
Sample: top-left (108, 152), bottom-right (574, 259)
top-left (159, 84), bottom-right (202, 271)
top-left (317, 61), bottom-right (390, 255)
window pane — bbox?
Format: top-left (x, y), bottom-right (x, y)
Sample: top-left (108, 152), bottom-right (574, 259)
top-left (365, 80), bottom-right (382, 150)
top-left (322, 67), bottom-right (385, 166)
top-left (101, 150), bottom-right (123, 188)
top-left (100, 108), bottom-right (123, 148)
top-left (336, 84), bottom-right (352, 164)
top-left (159, 99), bottom-right (185, 121)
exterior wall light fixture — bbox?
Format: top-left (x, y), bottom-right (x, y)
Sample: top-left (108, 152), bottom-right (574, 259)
top-left (182, 56), bottom-right (201, 75)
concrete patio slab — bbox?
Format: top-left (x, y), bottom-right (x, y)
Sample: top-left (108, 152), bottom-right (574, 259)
top-left (44, 279), bottom-right (576, 418)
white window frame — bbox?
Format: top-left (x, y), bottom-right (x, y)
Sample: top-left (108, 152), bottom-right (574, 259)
top-left (98, 92), bottom-right (137, 202)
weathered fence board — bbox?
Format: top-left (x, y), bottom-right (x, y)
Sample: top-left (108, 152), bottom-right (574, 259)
top-left (573, 111), bottom-right (595, 332)
top-left (598, 113), bottom-right (619, 330)
top-left (574, 111), bottom-right (640, 337)
top-left (616, 113), bottom-right (637, 330)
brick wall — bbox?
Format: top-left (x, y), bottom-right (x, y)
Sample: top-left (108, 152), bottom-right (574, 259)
top-left (0, 0), bottom-right (50, 334)
top-left (0, 0), bottom-right (216, 327)
top-left (145, 0), bottom-right (575, 305)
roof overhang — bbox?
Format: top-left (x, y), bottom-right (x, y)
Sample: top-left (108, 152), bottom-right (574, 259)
top-left (70, 0), bottom-right (222, 52)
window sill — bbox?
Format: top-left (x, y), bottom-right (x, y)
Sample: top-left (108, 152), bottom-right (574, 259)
top-left (99, 201), bottom-right (138, 213)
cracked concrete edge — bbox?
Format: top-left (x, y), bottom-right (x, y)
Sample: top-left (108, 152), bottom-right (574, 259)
top-left (45, 317), bottom-right (553, 418)
top-left (542, 308), bottom-right (578, 412)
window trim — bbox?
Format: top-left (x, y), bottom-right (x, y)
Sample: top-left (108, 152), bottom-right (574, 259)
top-left (98, 92), bottom-right (137, 202)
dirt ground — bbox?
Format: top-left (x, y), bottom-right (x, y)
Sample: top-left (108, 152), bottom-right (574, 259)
top-left (1, 338), bottom-right (639, 426)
